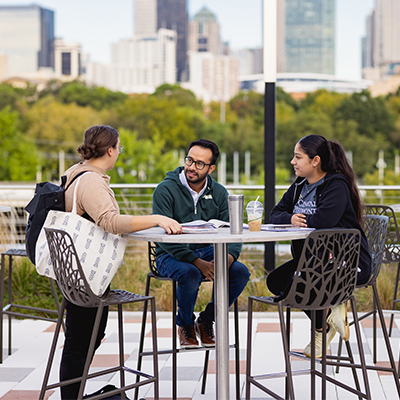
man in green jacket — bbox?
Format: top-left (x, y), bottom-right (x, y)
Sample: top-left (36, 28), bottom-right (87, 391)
top-left (152, 139), bottom-right (250, 348)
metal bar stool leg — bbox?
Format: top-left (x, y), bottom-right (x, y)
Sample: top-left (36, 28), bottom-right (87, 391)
top-left (172, 280), bottom-right (177, 400)
top-left (279, 303), bottom-right (294, 400)
top-left (349, 296), bottom-right (372, 400)
top-left (234, 299), bottom-right (240, 400)
top-left (134, 275), bottom-right (151, 400)
top-left (0, 253), bottom-right (5, 363)
top-left (149, 297), bottom-right (159, 400)
top-left (77, 303), bottom-right (106, 400)
top-left (373, 284), bottom-right (400, 396)
top-left (389, 261), bottom-right (400, 336)
top-left (39, 297), bottom-right (67, 400)
top-left (7, 254), bottom-right (12, 357)
top-left (245, 297), bottom-right (253, 400)
top-left (117, 304), bottom-right (126, 399)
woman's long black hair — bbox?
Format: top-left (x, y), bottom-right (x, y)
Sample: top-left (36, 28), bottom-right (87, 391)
top-left (298, 134), bottom-right (364, 225)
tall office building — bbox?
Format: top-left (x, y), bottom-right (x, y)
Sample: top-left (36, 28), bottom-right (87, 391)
top-left (278, 0), bottom-right (335, 75)
top-left (0, 4), bottom-right (54, 78)
top-left (54, 39), bottom-right (82, 79)
top-left (134, 0), bottom-right (188, 81)
top-left (186, 51), bottom-right (239, 102)
top-left (188, 7), bottom-right (222, 55)
top-left (363, 0), bottom-right (400, 80)
top-left (109, 29), bottom-right (176, 93)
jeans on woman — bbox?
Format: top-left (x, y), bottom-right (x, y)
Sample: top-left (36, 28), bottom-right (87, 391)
top-left (59, 300), bottom-right (109, 400)
top-left (156, 246), bottom-right (250, 327)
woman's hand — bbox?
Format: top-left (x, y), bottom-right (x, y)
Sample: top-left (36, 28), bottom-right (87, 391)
top-left (291, 213), bottom-right (308, 227)
top-left (157, 216), bottom-right (182, 234)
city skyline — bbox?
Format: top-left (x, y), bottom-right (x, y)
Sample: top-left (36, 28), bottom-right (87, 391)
top-left (0, 0), bottom-right (374, 81)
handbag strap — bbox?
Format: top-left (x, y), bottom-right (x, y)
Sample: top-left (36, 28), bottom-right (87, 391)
top-left (71, 172), bottom-right (93, 215)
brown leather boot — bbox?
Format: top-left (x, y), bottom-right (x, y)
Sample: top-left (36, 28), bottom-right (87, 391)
top-left (178, 325), bottom-right (199, 348)
top-left (195, 320), bottom-right (216, 347)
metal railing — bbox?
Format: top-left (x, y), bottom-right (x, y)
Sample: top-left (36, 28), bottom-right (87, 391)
top-left (1, 182), bottom-right (400, 256)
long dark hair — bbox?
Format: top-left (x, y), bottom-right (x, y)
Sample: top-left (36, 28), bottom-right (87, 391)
top-left (298, 134), bottom-right (364, 225)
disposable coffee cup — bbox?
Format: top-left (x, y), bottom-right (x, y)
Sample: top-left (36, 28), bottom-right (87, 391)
top-left (228, 194), bottom-right (244, 234)
top-left (246, 201), bottom-right (263, 231)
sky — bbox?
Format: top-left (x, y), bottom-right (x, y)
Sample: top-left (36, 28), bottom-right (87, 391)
top-left (0, 0), bottom-right (375, 80)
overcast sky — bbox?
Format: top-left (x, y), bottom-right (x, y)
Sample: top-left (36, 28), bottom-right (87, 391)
top-left (0, 0), bottom-right (375, 80)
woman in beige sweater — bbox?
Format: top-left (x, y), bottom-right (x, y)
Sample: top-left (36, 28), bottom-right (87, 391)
top-left (60, 125), bottom-right (181, 399)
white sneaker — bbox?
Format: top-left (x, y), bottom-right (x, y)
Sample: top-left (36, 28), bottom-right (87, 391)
top-left (327, 303), bottom-right (349, 341)
top-left (303, 326), bottom-right (337, 358)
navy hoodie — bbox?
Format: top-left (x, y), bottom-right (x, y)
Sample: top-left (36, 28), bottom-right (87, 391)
top-left (270, 172), bottom-right (371, 285)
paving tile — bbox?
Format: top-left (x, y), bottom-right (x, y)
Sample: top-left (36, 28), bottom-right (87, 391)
top-left (159, 366), bottom-right (203, 381)
top-left (0, 368), bottom-right (34, 382)
top-left (0, 390), bottom-right (54, 400)
top-left (1, 311), bottom-right (398, 399)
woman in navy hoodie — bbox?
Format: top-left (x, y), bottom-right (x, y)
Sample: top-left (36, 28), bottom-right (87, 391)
top-left (268, 134), bottom-right (371, 358)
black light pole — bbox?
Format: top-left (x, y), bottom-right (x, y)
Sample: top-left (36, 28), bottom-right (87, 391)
top-left (263, 0), bottom-right (277, 272)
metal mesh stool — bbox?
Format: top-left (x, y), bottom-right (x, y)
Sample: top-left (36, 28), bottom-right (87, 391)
top-left (246, 228), bottom-right (371, 400)
top-left (135, 243), bottom-right (240, 400)
top-left (335, 215), bottom-right (400, 394)
top-left (364, 205), bottom-right (400, 336)
top-left (39, 228), bottom-right (159, 400)
top-left (0, 247), bottom-right (63, 363)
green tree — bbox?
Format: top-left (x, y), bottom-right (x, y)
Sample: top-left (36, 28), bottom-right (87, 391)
top-left (229, 91), bottom-right (264, 128)
top-left (105, 95), bottom-right (204, 150)
top-left (57, 81), bottom-right (128, 110)
top-left (152, 83), bottom-right (203, 111)
top-left (300, 89), bottom-right (347, 119)
top-left (109, 129), bottom-right (179, 184)
top-left (0, 107), bottom-right (38, 181)
top-left (25, 96), bottom-right (101, 152)
top-left (0, 83), bottom-right (37, 113)
top-left (276, 111), bottom-right (333, 168)
top-left (334, 90), bottom-right (396, 142)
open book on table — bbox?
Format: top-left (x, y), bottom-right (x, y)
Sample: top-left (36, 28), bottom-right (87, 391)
top-left (181, 219), bottom-right (230, 233)
top-left (261, 224), bottom-right (314, 232)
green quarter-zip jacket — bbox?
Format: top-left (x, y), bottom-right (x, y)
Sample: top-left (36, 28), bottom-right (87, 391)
top-left (152, 166), bottom-right (242, 263)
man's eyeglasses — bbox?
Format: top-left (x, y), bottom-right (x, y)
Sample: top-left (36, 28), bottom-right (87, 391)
top-left (185, 156), bottom-right (212, 170)
top-left (118, 145), bottom-right (124, 154)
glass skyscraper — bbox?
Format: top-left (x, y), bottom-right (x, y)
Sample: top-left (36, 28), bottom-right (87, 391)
top-left (134, 0), bottom-right (188, 81)
top-left (0, 5), bottom-right (54, 77)
top-left (283, 0), bottom-right (335, 74)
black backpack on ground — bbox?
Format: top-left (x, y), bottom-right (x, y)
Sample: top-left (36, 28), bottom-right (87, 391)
top-left (24, 171), bottom-right (88, 264)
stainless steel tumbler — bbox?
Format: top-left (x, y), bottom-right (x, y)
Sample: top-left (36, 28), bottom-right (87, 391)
top-left (228, 194), bottom-right (244, 234)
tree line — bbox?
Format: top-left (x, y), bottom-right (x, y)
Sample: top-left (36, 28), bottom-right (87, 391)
top-left (1, 79), bottom-right (399, 185)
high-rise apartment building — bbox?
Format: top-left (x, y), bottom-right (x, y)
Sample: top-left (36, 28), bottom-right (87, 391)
top-left (278, 0), bottom-right (335, 75)
top-left (186, 51), bottom-right (239, 102)
top-left (54, 39), bottom-right (82, 79)
top-left (134, 0), bottom-right (188, 81)
top-left (109, 29), bottom-right (176, 93)
top-left (235, 48), bottom-right (263, 76)
top-left (362, 0), bottom-right (400, 80)
top-left (188, 7), bottom-right (222, 55)
top-left (0, 4), bottom-right (54, 77)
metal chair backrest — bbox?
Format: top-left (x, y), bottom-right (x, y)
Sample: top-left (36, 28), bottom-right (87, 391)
top-left (283, 229), bottom-right (361, 310)
top-left (365, 205), bottom-right (400, 263)
top-left (362, 214), bottom-right (389, 286)
top-left (44, 227), bottom-right (101, 308)
top-left (148, 242), bottom-right (162, 277)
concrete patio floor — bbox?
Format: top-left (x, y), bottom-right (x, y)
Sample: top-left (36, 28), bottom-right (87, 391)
top-left (1, 310), bottom-right (400, 399)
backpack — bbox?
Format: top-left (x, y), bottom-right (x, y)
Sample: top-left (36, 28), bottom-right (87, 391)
top-left (24, 171), bottom-right (88, 264)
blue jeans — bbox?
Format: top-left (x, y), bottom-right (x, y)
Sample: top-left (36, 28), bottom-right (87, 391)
top-left (156, 246), bottom-right (250, 327)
